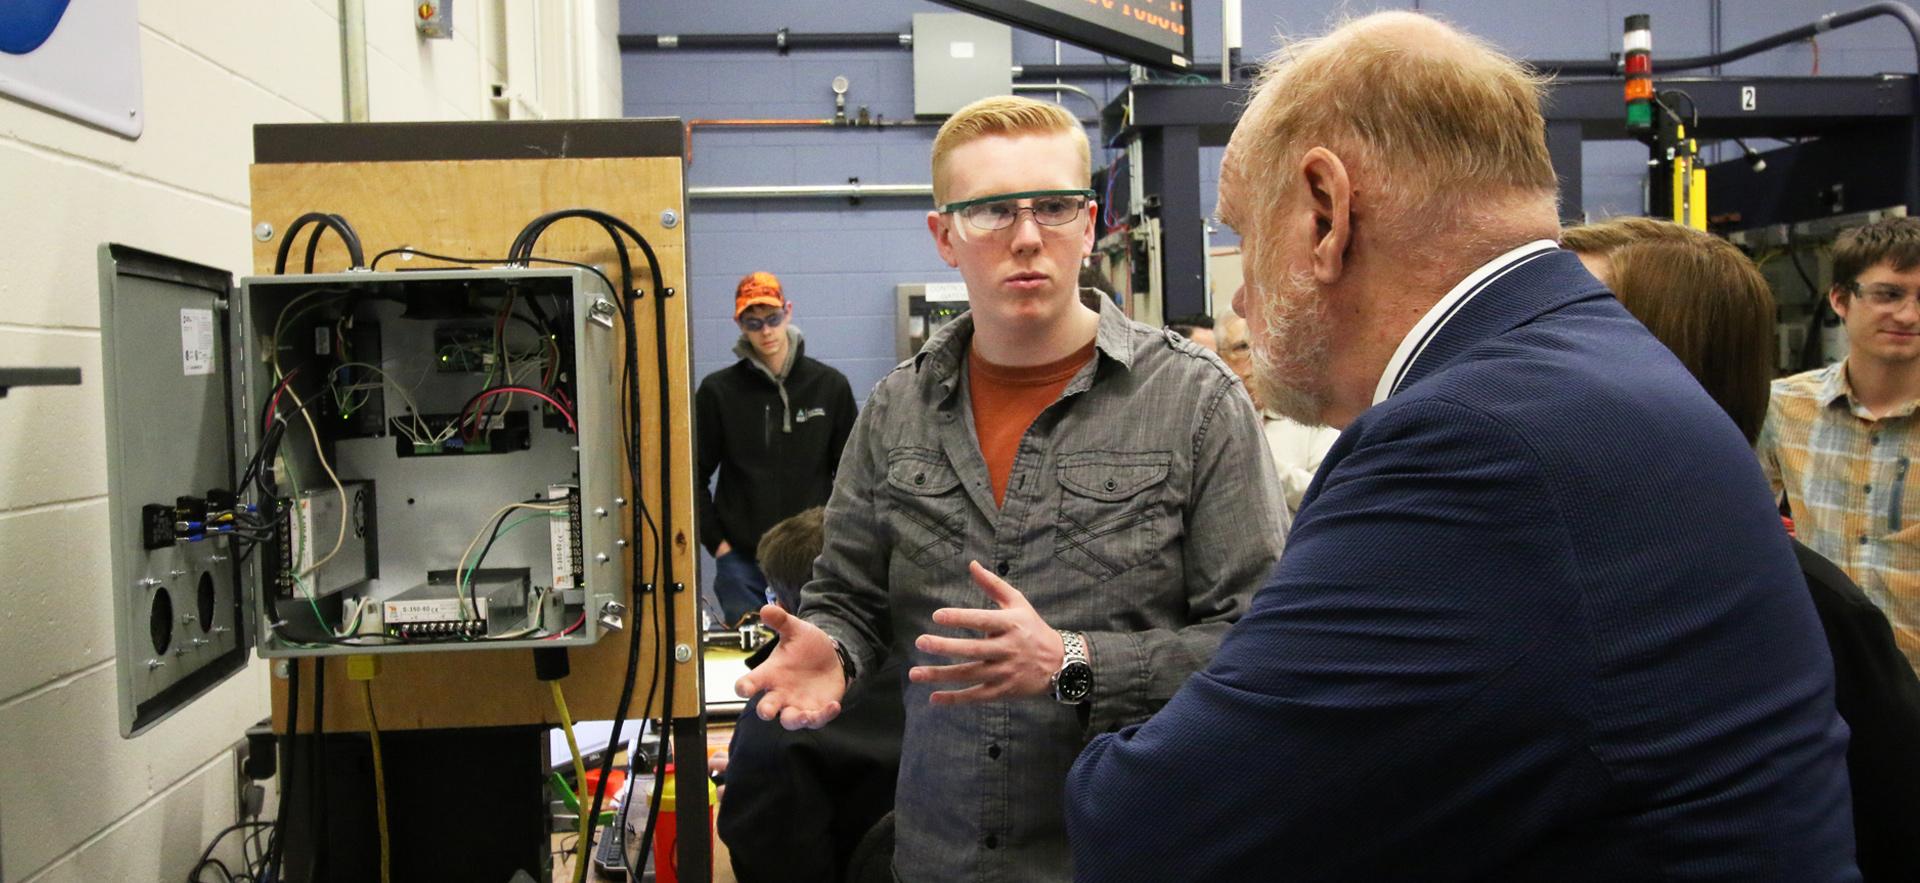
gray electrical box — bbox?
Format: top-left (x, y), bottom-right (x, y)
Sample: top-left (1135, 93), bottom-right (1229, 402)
top-left (896, 282), bottom-right (971, 360)
top-left (913, 13), bottom-right (1013, 118)
top-left (98, 245), bottom-right (628, 737)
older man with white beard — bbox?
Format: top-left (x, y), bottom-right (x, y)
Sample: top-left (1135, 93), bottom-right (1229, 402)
top-left (1063, 11), bottom-right (1857, 882)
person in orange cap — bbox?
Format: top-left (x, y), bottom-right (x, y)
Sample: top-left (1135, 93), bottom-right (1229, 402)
top-left (695, 272), bottom-right (857, 625)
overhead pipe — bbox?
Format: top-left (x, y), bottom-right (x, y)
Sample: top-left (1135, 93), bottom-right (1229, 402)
top-left (1011, 82), bottom-right (1103, 117)
top-left (621, 30), bottom-right (911, 52)
top-left (1531, 1), bottom-right (1920, 75)
top-left (624, 2), bottom-right (1920, 79)
top-left (682, 113), bottom-right (1092, 166)
top-left (682, 116), bottom-right (945, 166)
top-left (688, 183), bottom-right (932, 201)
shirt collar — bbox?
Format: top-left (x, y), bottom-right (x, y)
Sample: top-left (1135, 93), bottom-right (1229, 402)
top-left (1372, 239), bottom-right (1560, 405)
top-left (1824, 359), bottom-right (1920, 420)
top-left (916, 288), bottom-right (1133, 401)
top-left (1817, 361), bottom-right (1852, 409)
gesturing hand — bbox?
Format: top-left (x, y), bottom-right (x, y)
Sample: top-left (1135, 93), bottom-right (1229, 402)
top-left (733, 605), bottom-right (848, 730)
top-left (909, 561), bottom-right (1067, 705)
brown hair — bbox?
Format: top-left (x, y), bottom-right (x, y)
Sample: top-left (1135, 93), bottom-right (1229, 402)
top-left (1558, 216), bottom-right (1694, 254)
top-left (1831, 215), bottom-right (1920, 294)
top-left (930, 95), bottom-right (1089, 205)
top-left (756, 506), bottom-right (825, 611)
top-left (1226, 12), bottom-right (1557, 235)
top-left (1564, 218), bottom-right (1775, 443)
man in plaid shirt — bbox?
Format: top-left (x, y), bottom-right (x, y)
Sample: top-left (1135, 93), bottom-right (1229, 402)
top-left (1760, 216), bottom-right (1920, 672)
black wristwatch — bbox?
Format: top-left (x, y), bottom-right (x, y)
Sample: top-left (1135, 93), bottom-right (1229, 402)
top-left (830, 637), bottom-right (858, 686)
top-left (1049, 631), bottom-right (1093, 705)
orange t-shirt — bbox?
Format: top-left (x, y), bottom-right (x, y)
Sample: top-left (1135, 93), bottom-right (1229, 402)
top-left (968, 340), bottom-right (1098, 507)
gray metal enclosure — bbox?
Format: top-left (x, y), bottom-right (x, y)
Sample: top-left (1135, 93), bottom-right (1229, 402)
top-left (100, 250), bottom-right (630, 736)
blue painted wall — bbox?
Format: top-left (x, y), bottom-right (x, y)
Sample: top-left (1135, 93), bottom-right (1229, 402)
top-left (625, 0), bottom-right (1918, 403)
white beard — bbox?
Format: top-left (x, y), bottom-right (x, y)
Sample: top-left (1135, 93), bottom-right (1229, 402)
top-left (1248, 265), bottom-right (1335, 427)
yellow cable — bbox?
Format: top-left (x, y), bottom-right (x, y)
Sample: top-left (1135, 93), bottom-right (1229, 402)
top-left (359, 680), bottom-right (391, 883)
top-left (551, 681), bottom-right (591, 882)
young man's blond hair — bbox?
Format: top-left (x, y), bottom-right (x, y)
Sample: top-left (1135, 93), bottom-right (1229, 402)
top-left (929, 95), bottom-right (1090, 205)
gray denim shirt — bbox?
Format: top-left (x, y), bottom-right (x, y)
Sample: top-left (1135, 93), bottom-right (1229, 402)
top-left (800, 291), bottom-right (1287, 882)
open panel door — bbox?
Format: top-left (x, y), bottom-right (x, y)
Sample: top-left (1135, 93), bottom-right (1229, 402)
top-left (98, 244), bottom-right (252, 737)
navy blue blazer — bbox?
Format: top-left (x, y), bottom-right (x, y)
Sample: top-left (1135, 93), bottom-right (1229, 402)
top-left (1064, 249), bottom-right (1858, 881)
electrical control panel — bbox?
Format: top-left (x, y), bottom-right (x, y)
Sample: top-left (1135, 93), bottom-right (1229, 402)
top-left (100, 245), bottom-right (631, 737)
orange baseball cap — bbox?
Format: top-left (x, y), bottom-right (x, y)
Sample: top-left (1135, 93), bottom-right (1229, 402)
top-left (734, 271), bottom-right (786, 319)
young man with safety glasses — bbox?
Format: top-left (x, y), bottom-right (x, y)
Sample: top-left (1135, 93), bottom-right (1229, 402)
top-left (694, 271), bottom-right (857, 626)
top-left (1761, 216), bottom-right (1920, 674)
top-left (733, 95), bottom-right (1284, 881)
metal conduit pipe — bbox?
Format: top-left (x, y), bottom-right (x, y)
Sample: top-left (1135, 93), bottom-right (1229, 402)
top-left (1663, 2), bottom-right (1920, 72)
top-left (1530, 1), bottom-right (1920, 75)
top-left (1011, 82), bottom-right (1104, 117)
top-left (620, 30), bottom-right (911, 51)
top-left (688, 183), bottom-right (933, 200)
top-left (621, 2), bottom-right (1920, 78)
top-left (681, 117), bottom-right (949, 165)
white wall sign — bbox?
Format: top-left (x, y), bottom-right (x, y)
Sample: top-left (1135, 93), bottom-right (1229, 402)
top-left (0, 0), bottom-right (143, 138)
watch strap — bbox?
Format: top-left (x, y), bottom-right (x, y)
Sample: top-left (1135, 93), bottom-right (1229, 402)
top-left (830, 637), bottom-right (858, 686)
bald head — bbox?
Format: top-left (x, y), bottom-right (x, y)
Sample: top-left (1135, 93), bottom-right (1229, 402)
top-left (1221, 12), bottom-right (1562, 428)
top-left (1220, 11), bottom-right (1558, 240)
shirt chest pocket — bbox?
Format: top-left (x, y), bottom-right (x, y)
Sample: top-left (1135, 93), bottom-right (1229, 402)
top-left (1054, 451), bottom-right (1173, 580)
top-left (885, 448), bottom-right (966, 569)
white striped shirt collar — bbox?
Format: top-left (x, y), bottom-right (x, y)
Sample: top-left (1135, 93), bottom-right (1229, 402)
top-left (1371, 239), bottom-right (1560, 405)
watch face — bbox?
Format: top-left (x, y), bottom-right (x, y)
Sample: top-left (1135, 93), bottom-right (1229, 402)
top-left (1055, 661), bottom-right (1093, 703)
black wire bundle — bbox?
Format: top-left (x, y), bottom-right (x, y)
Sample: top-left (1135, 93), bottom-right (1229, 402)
top-left (507, 208), bottom-right (676, 883)
top-left (187, 820), bottom-right (273, 882)
top-left (273, 213), bottom-right (367, 275)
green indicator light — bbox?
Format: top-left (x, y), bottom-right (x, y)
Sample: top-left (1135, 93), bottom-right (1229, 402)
top-left (1626, 101), bottom-right (1653, 128)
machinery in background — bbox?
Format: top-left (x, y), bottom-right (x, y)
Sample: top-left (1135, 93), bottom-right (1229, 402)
top-left (895, 282), bottom-right (972, 360)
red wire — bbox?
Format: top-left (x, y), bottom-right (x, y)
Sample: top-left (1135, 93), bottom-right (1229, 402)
top-left (544, 612), bottom-right (588, 640)
top-left (461, 386), bottom-right (578, 433)
top-left (263, 366), bottom-right (303, 435)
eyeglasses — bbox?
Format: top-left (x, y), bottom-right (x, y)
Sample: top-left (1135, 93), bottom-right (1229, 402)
top-left (1848, 283), bottom-right (1920, 310)
top-left (940, 189), bottom-right (1096, 233)
top-left (739, 309), bottom-right (787, 332)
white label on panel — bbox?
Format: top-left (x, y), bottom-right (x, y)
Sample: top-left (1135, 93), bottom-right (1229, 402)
top-left (180, 308), bottom-right (214, 376)
top-left (925, 282), bottom-right (970, 303)
top-left (950, 41), bottom-right (975, 59)
top-left (1741, 86), bottom-right (1757, 111)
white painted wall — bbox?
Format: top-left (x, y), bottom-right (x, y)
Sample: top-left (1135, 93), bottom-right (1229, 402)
top-left (0, 3), bottom-right (622, 880)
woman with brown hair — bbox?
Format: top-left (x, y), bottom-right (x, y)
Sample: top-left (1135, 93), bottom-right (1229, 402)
top-left (1565, 217), bottom-right (1920, 882)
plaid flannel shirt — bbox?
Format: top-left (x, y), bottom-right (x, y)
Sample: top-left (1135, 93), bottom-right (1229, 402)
top-left (1759, 360), bottom-right (1920, 671)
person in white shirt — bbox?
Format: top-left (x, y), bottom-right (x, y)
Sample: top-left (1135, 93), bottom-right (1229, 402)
top-left (1222, 310), bottom-right (1336, 515)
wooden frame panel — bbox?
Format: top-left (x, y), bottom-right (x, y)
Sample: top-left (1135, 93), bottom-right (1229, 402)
top-left (250, 148), bottom-right (699, 732)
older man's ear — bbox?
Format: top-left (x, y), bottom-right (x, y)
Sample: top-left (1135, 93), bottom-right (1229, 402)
top-left (1298, 146), bottom-right (1354, 286)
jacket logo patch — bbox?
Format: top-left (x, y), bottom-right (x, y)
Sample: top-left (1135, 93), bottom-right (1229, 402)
top-left (795, 407), bottom-right (828, 423)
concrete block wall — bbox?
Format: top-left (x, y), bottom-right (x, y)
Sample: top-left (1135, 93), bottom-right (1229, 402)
top-left (0, 3), bottom-right (622, 880)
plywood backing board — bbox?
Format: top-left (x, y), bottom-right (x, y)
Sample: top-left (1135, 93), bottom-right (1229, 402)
top-left (249, 123), bottom-right (700, 733)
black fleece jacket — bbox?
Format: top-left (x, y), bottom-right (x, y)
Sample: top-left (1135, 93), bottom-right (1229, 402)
top-left (694, 329), bottom-right (856, 557)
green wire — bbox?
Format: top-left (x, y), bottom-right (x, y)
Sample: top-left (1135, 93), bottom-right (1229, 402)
top-left (459, 512), bottom-right (557, 616)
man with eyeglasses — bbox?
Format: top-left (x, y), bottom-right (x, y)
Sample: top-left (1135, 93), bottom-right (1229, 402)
top-left (734, 95), bottom-right (1284, 881)
top-left (1761, 216), bottom-right (1920, 674)
top-left (695, 271), bottom-right (857, 626)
